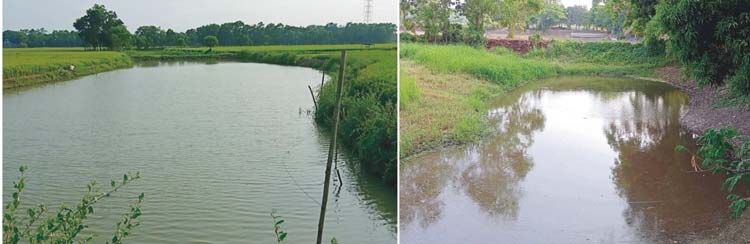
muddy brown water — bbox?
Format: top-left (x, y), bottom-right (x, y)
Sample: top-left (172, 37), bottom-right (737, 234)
top-left (400, 76), bottom-right (731, 243)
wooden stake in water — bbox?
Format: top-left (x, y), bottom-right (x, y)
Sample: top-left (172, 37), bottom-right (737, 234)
top-left (308, 85), bottom-right (318, 112)
top-left (316, 50), bottom-right (346, 244)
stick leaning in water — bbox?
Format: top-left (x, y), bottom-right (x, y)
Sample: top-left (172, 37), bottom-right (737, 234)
top-left (317, 50), bottom-right (346, 244)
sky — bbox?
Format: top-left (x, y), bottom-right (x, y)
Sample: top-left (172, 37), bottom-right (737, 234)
top-left (560, 0), bottom-right (591, 8)
top-left (3, 0), bottom-right (398, 32)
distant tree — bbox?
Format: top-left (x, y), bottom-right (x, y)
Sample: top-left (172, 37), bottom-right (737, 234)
top-left (134, 26), bottom-right (165, 49)
top-left (499, 0), bottom-right (544, 38)
top-left (589, 4), bottom-right (612, 31)
top-left (203, 35), bottom-right (219, 47)
top-left (165, 29), bottom-right (177, 46)
top-left (461, 0), bottom-right (501, 44)
top-left (531, 2), bottom-right (567, 32)
top-left (565, 5), bottom-right (589, 30)
top-left (107, 25), bottom-right (132, 50)
top-left (400, 0), bottom-right (417, 33)
top-left (176, 37), bottom-right (188, 47)
top-left (73, 4), bottom-right (127, 50)
top-left (415, 0), bottom-right (454, 42)
top-left (3, 30), bottom-right (29, 47)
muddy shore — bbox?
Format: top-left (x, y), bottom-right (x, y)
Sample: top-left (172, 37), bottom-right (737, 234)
top-left (658, 67), bottom-right (750, 136)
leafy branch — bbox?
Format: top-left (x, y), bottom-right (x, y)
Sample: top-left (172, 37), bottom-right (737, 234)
top-left (3, 165), bottom-right (144, 244)
top-left (677, 127), bottom-right (750, 219)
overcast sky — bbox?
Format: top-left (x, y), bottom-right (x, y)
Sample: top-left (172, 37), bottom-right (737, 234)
top-left (560, 0), bottom-right (591, 9)
top-left (3, 0), bottom-right (398, 32)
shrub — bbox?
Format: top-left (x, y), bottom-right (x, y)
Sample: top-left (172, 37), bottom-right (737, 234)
top-left (656, 0), bottom-right (750, 97)
top-left (677, 128), bottom-right (750, 220)
top-left (3, 166), bottom-right (144, 244)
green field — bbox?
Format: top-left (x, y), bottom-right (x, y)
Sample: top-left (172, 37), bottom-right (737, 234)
top-left (3, 44), bottom-right (397, 185)
top-left (399, 41), bottom-right (673, 157)
top-left (3, 48), bottom-right (133, 88)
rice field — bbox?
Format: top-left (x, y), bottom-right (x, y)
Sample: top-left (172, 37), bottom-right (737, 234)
top-left (3, 48), bottom-right (133, 88)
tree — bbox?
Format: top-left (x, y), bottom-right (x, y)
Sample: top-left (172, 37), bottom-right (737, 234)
top-left (589, 4), bottom-right (612, 31)
top-left (498, 0), bottom-right (544, 38)
top-left (203, 35), bottom-right (219, 47)
top-left (164, 29), bottom-right (177, 46)
top-left (531, 2), bottom-right (567, 32)
top-left (461, 0), bottom-right (501, 44)
top-left (107, 25), bottom-right (132, 50)
top-left (415, 0), bottom-right (454, 42)
top-left (657, 0), bottom-right (750, 96)
top-left (400, 0), bottom-right (418, 33)
top-left (73, 4), bottom-right (127, 50)
top-left (135, 25), bottom-right (165, 49)
top-left (565, 5), bottom-right (589, 30)
top-left (3, 30), bottom-right (29, 47)
top-left (176, 37), bottom-right (188, 47)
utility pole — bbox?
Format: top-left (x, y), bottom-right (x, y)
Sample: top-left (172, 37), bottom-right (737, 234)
top-left (316, 50), bottom-right (346, 244)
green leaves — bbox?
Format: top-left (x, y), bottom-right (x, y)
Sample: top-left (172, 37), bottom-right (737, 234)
top-left (684, 127), bottom-right (750, 220)
top-left (2, 166), bottom-right (144, 244)
top-left (270, 209), bottom-right (289, 244)
top-left (674, 145), bottom-right (687, 152)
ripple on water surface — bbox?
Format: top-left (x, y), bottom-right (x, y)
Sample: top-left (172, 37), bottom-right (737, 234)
top-left (3, 61), bottom-right (395, 243)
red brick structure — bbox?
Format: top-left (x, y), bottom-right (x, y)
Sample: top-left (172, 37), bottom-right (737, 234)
top-left (485, 38), bottom-right (551, 54)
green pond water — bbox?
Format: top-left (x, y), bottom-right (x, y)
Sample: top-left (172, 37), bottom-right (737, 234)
top-left (3, 61), bottom-right (396, 243)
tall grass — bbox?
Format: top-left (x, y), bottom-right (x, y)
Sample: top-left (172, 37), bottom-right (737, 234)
top-left (399, 70), bottom-right (419, 108)
top-left (3, 48), bottom-right (133, 88)
top-left (401, 43), bottom-right (558, 90)
top-left (315, 50), bottom-right (397, 185)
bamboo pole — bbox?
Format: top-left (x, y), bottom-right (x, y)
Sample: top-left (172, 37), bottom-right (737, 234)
top-left (321, 72), bottom-right (325, 87)
top-left (316, 50), bottom-right (346, 244)
top-left (308, 85), bottom-right (318, 111)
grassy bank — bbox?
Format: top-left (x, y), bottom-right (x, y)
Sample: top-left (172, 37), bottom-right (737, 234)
top-left (399, 60), bottom-right (502, 157)
top-left (399, 41), bottom-right (671, 157)
top-left (3, 44), bottom-right (397, 186)
top-left (3, 48), bottom-right (133, 89)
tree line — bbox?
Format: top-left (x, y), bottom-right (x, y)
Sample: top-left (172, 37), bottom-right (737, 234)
top-left (402, 0), bottom-right (748, 95)
top-left (3, 4), bottom-right (396, 49)
top-left (400, 0), bottom-right (623, 43)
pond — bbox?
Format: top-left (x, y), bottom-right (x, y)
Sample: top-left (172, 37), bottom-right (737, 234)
top-left (3, 61), bottom-right (396, 243)
top-left (400, 76), bottom-right (730, 243)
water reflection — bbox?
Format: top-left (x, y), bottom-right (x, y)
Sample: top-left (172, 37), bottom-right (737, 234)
top-left (401, 76), bottom-right (730, 243)
top-left (604, 89), bottom-right (728, 239)
top-left (401, 89), bottom-right (545, 227)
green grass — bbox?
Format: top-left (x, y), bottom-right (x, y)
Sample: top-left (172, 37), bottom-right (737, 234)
top-left (315, 49), bottom-right (397, 185)
top-left (401, 43), bottom-right (558, 89)
top-left (399, 60), bottom-right (502, 157)
top-left (399, 69), bottom-right (420, 108)
top-left (399, 41), bottom-right (672, 158)
top-left (3, 48), bottom-right (133, 88)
